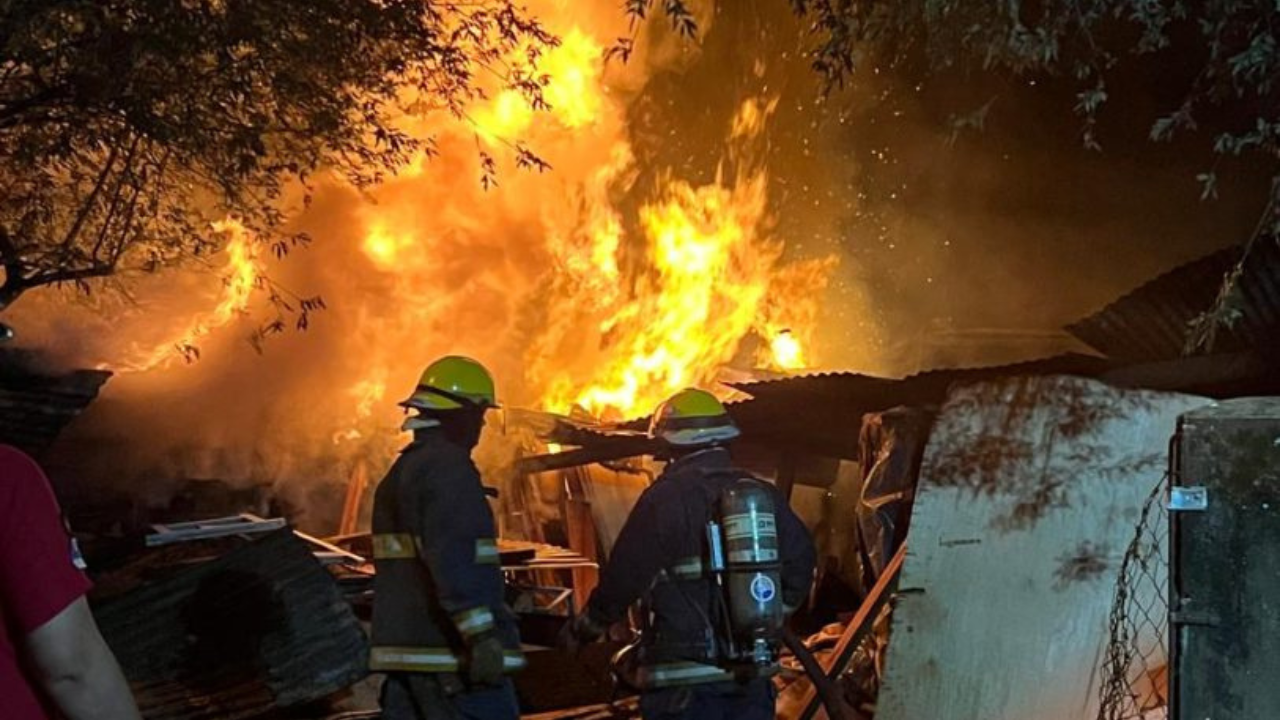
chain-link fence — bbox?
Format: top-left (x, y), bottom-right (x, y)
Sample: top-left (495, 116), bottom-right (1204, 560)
top-left (1096, 478), bottom-right (1170, 720)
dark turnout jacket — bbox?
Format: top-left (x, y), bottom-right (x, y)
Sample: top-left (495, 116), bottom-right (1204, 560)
top-left (369, 429), bottom-right (524, 675)
top-left (585, 448), bottom-right (816, 686)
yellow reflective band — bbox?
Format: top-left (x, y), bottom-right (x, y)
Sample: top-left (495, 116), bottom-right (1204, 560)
top-left (369, 646), bottom-right (459, 672)
top-left (369, 646), bottom-right (527, 673)
top-left (475, 538), bottom-right (500, 565)
top-left (372, 533), bottom-right (419, 560)
top-left (639, 662), bottom-right (735, 688)
top-left (503, 651), bottom-right (528, 670)
top-left (452, 606), bottom-right (496, 637)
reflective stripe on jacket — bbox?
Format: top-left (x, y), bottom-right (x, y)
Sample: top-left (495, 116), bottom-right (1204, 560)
top-left (369, 429), bottom-right (523, 673)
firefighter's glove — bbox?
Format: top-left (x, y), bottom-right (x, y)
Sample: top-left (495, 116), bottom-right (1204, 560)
top-left (557, 612), bottom-right (606, 654)
top-left (465, 632), bottom-right (506, 687)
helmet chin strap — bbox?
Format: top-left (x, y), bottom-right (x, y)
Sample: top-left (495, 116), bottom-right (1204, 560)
top-left (659, 443), bottom-right (725, 464)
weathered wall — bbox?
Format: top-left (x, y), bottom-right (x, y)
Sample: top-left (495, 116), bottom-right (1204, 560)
top-left (1173, 397), bottom-right (1280, 720)
top-left (875, 375), bottom-right (1206, 720)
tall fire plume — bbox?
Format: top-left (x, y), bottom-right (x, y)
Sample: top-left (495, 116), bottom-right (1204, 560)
top-left (14, 2), bottom-right (848, 524)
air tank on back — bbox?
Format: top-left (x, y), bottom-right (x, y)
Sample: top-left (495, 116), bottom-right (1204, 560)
top-left (718, 477), bottom-right (783, 664)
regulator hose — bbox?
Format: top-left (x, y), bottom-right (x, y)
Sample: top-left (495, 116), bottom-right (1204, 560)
top-left (782, 626), bottom-right (862, 720)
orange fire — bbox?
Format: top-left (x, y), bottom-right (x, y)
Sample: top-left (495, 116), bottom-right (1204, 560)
top-left (766, 329), bottom-right (804, 370)
top-left (529, 96), bottom-right (831, 420)
top-left (348, 28), bottom-right (832, 421)
top-left (95, 15), bottom-right (834, 436)
top-left (473, 28), bottom-right (605, 141)
top-left (114, 219), bottom-right (262, 372)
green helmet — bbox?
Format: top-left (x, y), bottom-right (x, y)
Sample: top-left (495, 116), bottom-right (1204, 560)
top-left (649, 388), bottom-right (740, 447)
top-left (400, 356), bottom-right (498, 411)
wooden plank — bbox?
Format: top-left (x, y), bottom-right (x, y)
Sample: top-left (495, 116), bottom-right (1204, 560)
top-left (520, 697), bottom-right (639, 720)
top-left (146, 514), bottom-right (286, 547)
top-left (338, 460), bottom-right (369, 537)
top-left (515, 438), bottom-right (653, 475)
top-left (873, 376), bottom-right (1206, 720)
top-left (795, 545), bottom-right (906, 720)
top-left (239, 513), bottom-right (366, 565)
top-left (292, 530), bottom-right (366, 565)
top-left (565, 468), bottom-right (599, 607)
top-left (518, 561), bottom-right (594, 568)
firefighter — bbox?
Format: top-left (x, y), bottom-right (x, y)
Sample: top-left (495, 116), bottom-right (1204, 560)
top-left (562, 388), bottom-right (817, 720)
top-left (370, 356), bottom-right (523, 720)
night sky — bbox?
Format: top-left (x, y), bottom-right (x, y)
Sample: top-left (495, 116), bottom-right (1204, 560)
top-left (627, 0), bottom-right (1272, 374)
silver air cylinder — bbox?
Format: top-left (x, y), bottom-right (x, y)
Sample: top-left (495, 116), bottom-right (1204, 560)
top-left (718, 478), bottom-right (783, 662)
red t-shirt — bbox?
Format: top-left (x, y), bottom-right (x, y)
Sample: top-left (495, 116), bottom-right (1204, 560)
top-left (0, 445), bottom-right (92, 720)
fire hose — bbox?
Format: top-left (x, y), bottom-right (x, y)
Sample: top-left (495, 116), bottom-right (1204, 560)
top-left (782, 626), bottom-right (867, 720)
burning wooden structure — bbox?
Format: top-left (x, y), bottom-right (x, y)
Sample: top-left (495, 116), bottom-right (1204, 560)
top-left (3, 235), bottom-right (1277, 719)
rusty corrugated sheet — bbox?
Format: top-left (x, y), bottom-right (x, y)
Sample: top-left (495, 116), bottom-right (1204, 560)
top-left (730, 353), bottom-right (1109, 404)
top-left (525, 354), bottom-right (1111, 463)
top-left (95, 529), bottom-right (368, 720)
top-left (1067, 239), bottom-right (1280, 362)
top-left (725, 353), bottom-right (1111, 459)
top-left (0, 348), bottom-right (110, 456)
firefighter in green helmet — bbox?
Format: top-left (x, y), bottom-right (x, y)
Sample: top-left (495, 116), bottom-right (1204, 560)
top-left (562, 388), bottom-right (817, 720)
top-left (369, 356), bottom-right (524, 720)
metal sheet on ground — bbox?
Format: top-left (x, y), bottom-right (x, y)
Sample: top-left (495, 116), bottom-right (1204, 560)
top-left (95, 529), bottom-right (369, 720)
top-left (874, 376), bottom-right (1206, 720)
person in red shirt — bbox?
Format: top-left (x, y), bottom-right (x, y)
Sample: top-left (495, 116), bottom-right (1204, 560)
top-left (0, 444), bottom-right (141, 720)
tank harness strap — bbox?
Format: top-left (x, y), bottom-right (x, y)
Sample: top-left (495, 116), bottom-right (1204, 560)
top-left (369, 645), bottom-right (527, 673)
top-left (656, 555), bottom-right (707, 583)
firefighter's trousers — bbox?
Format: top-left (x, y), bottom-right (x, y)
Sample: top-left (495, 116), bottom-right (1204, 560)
top-left (638, 677), bottom-right (775, 720)
top-left (379, 673), bottom-right (518, 720)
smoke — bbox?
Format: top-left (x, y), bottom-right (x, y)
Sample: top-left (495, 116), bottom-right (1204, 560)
top-left (19, 2), bottom-right (1255, 532)
top-left (14, 1), bottom-right (853, 529)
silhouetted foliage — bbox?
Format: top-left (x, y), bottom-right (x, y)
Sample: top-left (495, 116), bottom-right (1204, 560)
top-left (0, 0), bottom-right (556, 310)
top-left (786, 1), bottom-right (1280, 349)
top-left (637, 1), bottom-right (1280, 350)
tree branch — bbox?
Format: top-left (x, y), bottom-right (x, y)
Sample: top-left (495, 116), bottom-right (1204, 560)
top-left (25, 262), bottom-right (119, 289)
top-left (0, 85), bottom-right (72, 129)
top-left (58, 140), bottom-right (123, 257)
top-left (0, 226), bottom-right (28, 310)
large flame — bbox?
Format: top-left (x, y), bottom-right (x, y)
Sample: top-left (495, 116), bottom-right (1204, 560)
top-left (474, 28), bottom-right (605, 140)
top-left (344, 27), bottom-right (831, 422)
top-left (113, 219), bottom-right (263, 372)
top-left (198, 28), bottom-right (823, 421)
top-left (537, 169), bottom-right (780, 419)
top-left (528, 97), bottom-right (830, 419)
top-left (766, 329), bottom-right (805, 370)
top-left (23, 6), bottom-right (845, 504)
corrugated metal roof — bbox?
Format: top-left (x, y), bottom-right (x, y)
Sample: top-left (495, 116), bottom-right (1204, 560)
top-left (725, 353), bottom-right (1112, 459)
top-left (730, 353), bottom-right (1110, 404)
top-left (0, 348), bottom-right (110, 456)
top-left (1067, 239), bottom-right (1280, 361)
top-left (513, 355), bottom-right (1112, 464)
top-left (94, 529), bottom-right (368, 720)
